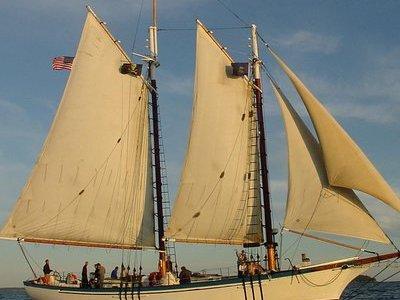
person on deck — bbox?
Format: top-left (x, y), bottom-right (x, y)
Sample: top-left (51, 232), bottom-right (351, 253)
top-left (81, 261), bottom-right (89, 288)
top-left (178, 266), bottom-right (191, 285)
top-left (94, 263), bottom-right (100, 288)
top-left (236, 250), bottom-right (247, 277)
top-left (111, 266), bottom-right (119, 279)
top-left (43, 259), bottom-right (52, 275)
top-left (166, 256), bottom-right (173, 273)
top-left (42, 259), bottom-right (52, 284)
top-left (98, 263), bottom-right (106, 288)
top-left (120, 264), bottom-right (126, 279)
top-left (126, 266), bottom-right (131, 280)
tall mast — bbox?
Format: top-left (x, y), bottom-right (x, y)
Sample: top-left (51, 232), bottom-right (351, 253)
top-left (149, 0), bottom-right (166, 275)
top-left (251, 24), bottom-right (277, 271)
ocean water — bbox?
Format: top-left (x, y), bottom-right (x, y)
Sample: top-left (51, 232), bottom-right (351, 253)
top-left (0, 281), bottom-right (399, 299)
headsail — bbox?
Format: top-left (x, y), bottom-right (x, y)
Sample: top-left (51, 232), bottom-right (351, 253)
top-left (272, 83), bottom-right (389, 243)
top-left (0, 10), bottom-right (155, 249)
top-left (165, 21), bottom-right (263, 245)
top-left (269, 48), bottom-right (400, 212)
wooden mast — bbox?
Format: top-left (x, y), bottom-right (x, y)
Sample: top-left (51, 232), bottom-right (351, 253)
top-left (251, 24), bottom-right (277, 271)
top-left (148, 0), bottom-right (166, 275)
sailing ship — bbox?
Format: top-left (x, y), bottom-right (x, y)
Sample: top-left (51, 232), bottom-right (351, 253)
top-left (1, 3), bottom-right (399, 300)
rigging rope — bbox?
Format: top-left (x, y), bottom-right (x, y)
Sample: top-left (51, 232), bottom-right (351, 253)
top-left (299, 268), bottom-right (343, 287)
top-left (131, 267), bottom-right (136, 300)
top-left (214, 0), bottom-right (250, 27)
top-left (139, 266), bottom-right (143, 300)
top-left (257, 272), bottom-right (264, 300)
top-left (131, 0), bottom-right (144, 53)
top-left (249, 274), bottom-right (256, 300)
top-left (158, 26), bottom-right (250, 31)
top-left (241, 275), bottom-right (248, 300)
top-left (18, 240), bottom-right (37, 279)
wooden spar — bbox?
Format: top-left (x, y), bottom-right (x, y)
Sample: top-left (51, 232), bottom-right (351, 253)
top-left (149, 0), bottom-right (166, 275)
top-left (251, 24), bottom-right (277, 271)
top-left (285, 229), bottom-right (365, 252)
top-left (22, 238), bottom-right (143, 250)
top-left (300, 251), bottom-right (400, 273)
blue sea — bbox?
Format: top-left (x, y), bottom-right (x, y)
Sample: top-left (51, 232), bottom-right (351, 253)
top-left (0, 281), bottom-right (399, 299)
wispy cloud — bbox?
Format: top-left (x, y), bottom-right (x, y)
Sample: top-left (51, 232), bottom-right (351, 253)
top-left (0, 98), bottom-right (48, 140)
top-left (158, 72), bottom-right (193, 97)
top-left (0, 161), bottom-right (29, 211)
top-left (360, 46), bottom-right (400, 103)
top-left (276, 30), bottom-right (341, 54)
top-left (327, 101), bottom-right (399, 124)
top-left (274, 44), bottom-right (400, 124)
top-left (357, 191), bottom-right (400, 238)
top-left (270, 179), bottom-right (287, 194)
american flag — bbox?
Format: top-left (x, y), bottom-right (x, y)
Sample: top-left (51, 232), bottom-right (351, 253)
top-left (52, 56), bottom-right (74, 71)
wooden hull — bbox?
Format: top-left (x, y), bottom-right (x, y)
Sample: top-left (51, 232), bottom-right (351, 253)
top-left (24, 260), bottom-right (369, 300)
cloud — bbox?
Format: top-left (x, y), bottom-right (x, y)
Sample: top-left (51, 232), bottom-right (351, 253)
top-left (276, 30), bottom-right (341, 54)
top-left (358, 191), bottom-right (400, 239)
top-left (158, 72), bottom-right (193, 97)
top-left (270, 179), bottom-right (287, 194)
top-left (273, 45), bottom-right (400, 125)
top-left (395, 185), bottom-right (400, 195)
top-left (0, 161), bottom-right (29, 212)
top-left (327, 101), bottom-right (399, 124)
top-left (359, 47), bottom-right (400, 103)
top-left (0, 98), bottom-right (48, 140)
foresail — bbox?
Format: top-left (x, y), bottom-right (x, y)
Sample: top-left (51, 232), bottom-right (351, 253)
top-left (269, 48), bottom-right (400, 213)
top-left (272, 83), bottom-right (389, 243)
top-left (0, 11), bottom-right (155, 248)
top-left (165, 21), bottom-right (263, 245)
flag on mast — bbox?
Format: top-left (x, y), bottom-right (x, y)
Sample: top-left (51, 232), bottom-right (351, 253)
top-left (52, 56), bottom-right (74, 71)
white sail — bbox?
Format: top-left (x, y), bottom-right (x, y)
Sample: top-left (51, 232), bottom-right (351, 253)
top-left (269, 49), bottom-right (400, 212)
top-left (0, 11), bottom-right (155, 248)
top-left (272, 83), bottom-right (389, 243)
top-left (165, 21), bottom-right (263, 245)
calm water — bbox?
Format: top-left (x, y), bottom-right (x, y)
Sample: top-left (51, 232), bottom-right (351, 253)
top-left (0, 281), bottom-right (399, 299)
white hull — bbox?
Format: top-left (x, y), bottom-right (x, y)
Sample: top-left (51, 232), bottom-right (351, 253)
top-left (25, 263), bottom-right (368, 300)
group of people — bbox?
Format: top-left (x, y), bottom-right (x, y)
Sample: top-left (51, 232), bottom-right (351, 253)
top-left (236, 250), bottom-right (265, 277)
top-left (110, 265), bottom-right (131, 280)
top-left (42, 258), bottom-right (192, 288)
top-left (81, 261), bottom-right (106, 288)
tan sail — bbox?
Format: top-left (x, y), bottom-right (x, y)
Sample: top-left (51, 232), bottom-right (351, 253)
top-left (0, 11), bottom-right (155, 248)
top-left (269, 48), bottom-right (400, 212)
top-left (165, 21), bottom-right (263, 245)
top-left (272, 83), bottom-right (389, 243)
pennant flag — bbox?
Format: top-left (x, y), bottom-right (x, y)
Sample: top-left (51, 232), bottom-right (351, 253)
top-left (52, 56), bottom-right (74, 71)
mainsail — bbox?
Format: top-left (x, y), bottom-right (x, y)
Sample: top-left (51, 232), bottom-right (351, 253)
top-left (272, 83), bottom-right (389, 243)
top-left (0, 11), bottom-right (155, 249)
top-left (165, 21), bottom-right (263, 245)
top-left (269, 48), bottom-right (400, 213)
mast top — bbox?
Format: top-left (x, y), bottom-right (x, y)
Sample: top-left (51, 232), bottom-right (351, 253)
top-left (251, 24), bottom-right (261, 80)
top-left (152, 0), bottom-right (157, 27)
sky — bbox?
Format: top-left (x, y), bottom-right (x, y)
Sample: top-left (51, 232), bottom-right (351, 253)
top-left (0, 0), bottom-right (400, 287)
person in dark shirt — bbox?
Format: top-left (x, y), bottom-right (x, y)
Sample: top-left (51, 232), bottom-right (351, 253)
top-left (81, 261), bottom-right (89, 288)
top-left (42, 259), bottom-right (52, 285)
top-left (166, 256), bottom-right (173, 273)
top-left (43, 259), bottom-right (52, 275)
top-left (178, 266), bottom-right (191, 285)
top-left (111, 266), bottom-right (119, 279)
top-left (94, 263), bottom-right (100, 288)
